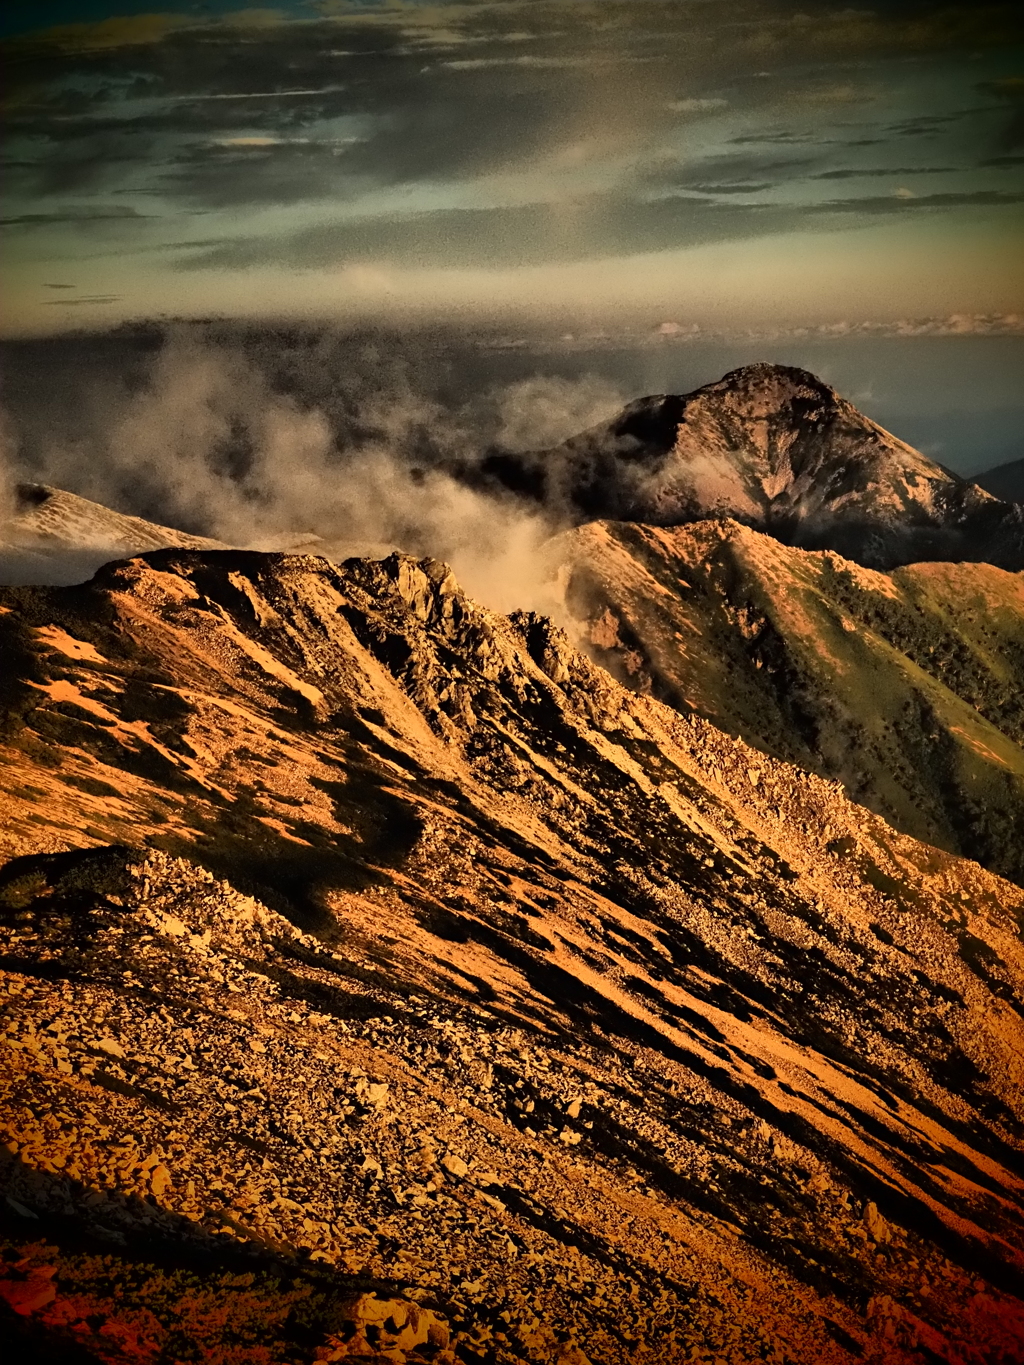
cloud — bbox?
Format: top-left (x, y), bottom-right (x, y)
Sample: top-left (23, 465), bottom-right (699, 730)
top-left (728, 131), bottom-right (817, 146)
top-left (861, 311), bottom-right (1024, 337)
top-left (655, 321), bottom-right (698, 336)
top-left (215, 137), bottom-right (295, 146)
top-left (978, 76), bottom-right (1024, 100)
top-left (161, 138), bottom-right (367, 210)
top-left (642, 310), bottom-right (1024, 342)
top-left (813, 188), bottom-right (1024, 214)
top-left (8, 4), bottom-right (1015, 210)
top-left (1, 328), bottom-right (630, 615)
top-left (176, 88), bottom-right (344, 103)
top-left (12, 13), bottom-right (193, 53)
top-left (3, 20), bottom-right (588, 206)
top-left (683, 182), bottom-right (774, 196)
top-left (977, 74), bottom-right (1024, 150)
top-left (4, 2), bottom-right (1024, 327)
top-left (490, 374), bottom-right (624, 452)
top-left (0, 406), bottom-right (18, 520)
top-left (441, 55), bottom-right (608, 72)
top-left (811, 165), bottom-right (957, 179)
top-left (171, 175), bottom-right (1024, 276)
top-left (42, 295), bottom-right (122, 306)
top-left (0, 206), bottom-right (149, 228)
top-left (636, 151), bottom-right (815, 193)
top-left (884, 110), bottom-right (980, 137)
top-left (171, 194), bottom-right (815, 272)
top-left (667, 98), bottom-right (728, 114)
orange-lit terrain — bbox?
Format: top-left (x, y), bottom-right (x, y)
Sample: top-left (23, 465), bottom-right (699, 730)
top-left (4, 0), bottom-right (1024, 1341)
top-left (2, 533), bottom-right (1023, 1362)
top-left (561, 519), bottom-right (1024, 886)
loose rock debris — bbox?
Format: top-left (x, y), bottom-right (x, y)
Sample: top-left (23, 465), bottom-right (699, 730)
top-left (0, 547), bottom-right (1022, 1363)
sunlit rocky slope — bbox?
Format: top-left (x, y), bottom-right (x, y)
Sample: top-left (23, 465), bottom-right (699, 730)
top-left (561, 518), bottom-right (1024, 889)
top-left (2, 548), bottom-right (1023, 1364)
top-left (482, 363), bottom-right (1024, 572)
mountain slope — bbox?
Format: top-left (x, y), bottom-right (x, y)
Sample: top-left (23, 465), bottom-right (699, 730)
top-left (560, 518), bottom-right (1024, 888)
top-left (482, 364), bottom-right (1024, 571)
top-left (0, 482), bottom-right (227, 586)
top-left (974, 456), bottom-right (1024, 506)
top-left (2, 548), bottom-right (1024, 1363)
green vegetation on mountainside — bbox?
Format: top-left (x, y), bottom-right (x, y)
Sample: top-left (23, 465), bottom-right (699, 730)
top-left (563, 520), bottom-right (1024, 886)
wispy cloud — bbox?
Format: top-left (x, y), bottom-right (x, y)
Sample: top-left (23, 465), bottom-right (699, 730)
top-left (169, 182), bottom-right (1024, 276)
top-left (41, 294), bottom-right (122, 306)
top-left (811, 165), bottom-right (957, 180)
top-left (666, 97), bottom-right (728, 114)
top-left (814, 188), bottom-right (1024, 214)
top-left (555, 311), bottom-right (1024, 347)
top-left (172, 88), bottom-right (346, 102)
top-left (0, 206), bottom-right (149, 228)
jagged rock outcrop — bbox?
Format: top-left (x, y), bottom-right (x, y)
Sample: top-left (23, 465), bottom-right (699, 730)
top-left (559, 517), bottom-right (1024, 888)
top-left (481, 363), bottom-right (1024, 570)
top-left (1, 548), bottom-right (1023, 1363)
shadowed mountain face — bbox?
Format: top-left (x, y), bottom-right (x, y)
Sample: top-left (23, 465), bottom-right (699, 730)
top-left (561, 519), bottom-right (1024, 890)
top-left (974, 457), bottom-right (1024, 507)
top-left (1, 549), bottom-right (1024, 1363)
top-left (481, 364), bottom-right (1024, 571)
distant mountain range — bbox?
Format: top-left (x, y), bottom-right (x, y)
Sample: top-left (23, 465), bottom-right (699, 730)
top-left (480, 363), bottom-right (1024, 571)
top-left (0, 482), bottom-right (324, 586)
top-left (0, 482), bottom-right (226, 585)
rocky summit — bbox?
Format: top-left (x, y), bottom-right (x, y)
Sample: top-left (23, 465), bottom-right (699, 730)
top-left (1, 547), bottom-right (1023, 1364)
top-left (480, 364), bottom-right (1024, 572)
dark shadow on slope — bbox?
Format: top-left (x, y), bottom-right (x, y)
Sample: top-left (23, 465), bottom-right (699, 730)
top-left (0, 1152), bottom-right (431, 1365)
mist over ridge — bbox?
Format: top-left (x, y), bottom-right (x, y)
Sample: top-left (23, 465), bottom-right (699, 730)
top-left (2, 320), bottom-right (1023, 614)
top-left (0, 322), bottom-right (634, 615)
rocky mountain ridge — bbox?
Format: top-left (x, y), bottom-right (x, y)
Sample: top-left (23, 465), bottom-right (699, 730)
top-left (9, 364), bottom-right (1022, 594)
top-left (1, 546), bottom-right (1023, 1363)
top-left (560, 517), bottom-right (1024, 888)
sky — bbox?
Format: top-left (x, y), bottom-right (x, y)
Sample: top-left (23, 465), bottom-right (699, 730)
top-left (2, 0), bottom-right (1023, 336)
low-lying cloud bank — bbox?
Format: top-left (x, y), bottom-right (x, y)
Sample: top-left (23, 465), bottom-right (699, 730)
top-left (0, 327), bottom-right (625, 617)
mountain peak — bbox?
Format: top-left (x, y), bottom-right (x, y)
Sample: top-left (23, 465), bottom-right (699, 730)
top-left (715, 359), bottom-right (840, 394)
top-left (484, 364), bottom-right (1022, 571)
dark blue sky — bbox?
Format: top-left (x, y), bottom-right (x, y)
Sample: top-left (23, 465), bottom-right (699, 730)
top-left (0, 1), bottom-right (312, 40)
